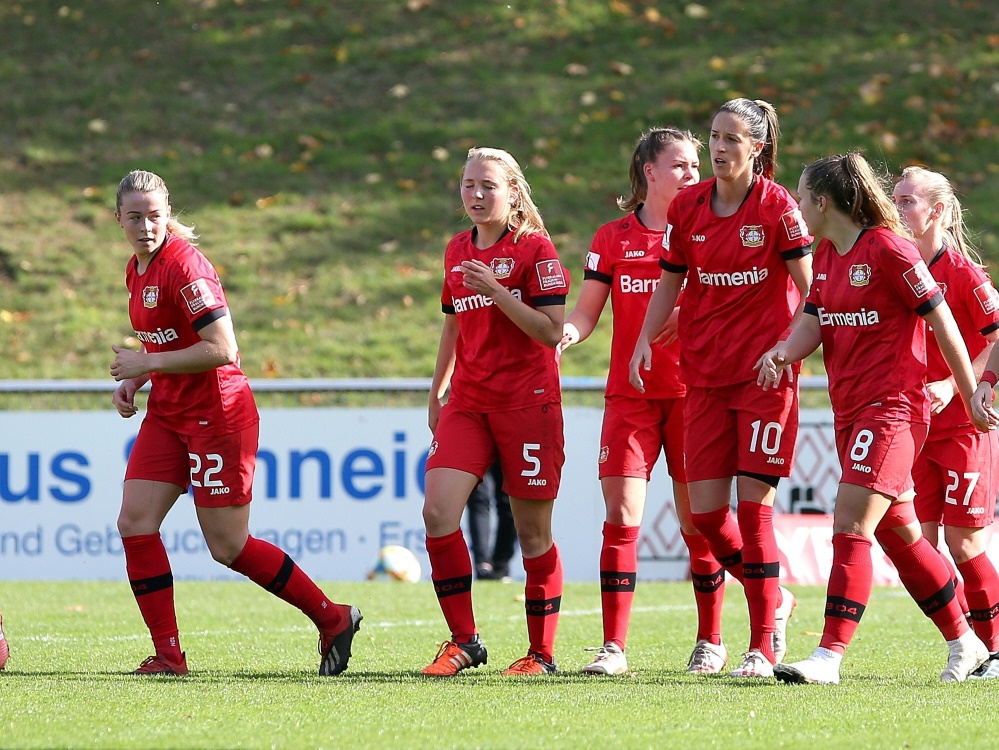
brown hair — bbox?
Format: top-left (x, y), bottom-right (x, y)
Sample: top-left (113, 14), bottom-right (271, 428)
top-left (803, 152), bottom-right (907, 236)
top-left (617, 127), bottom-right (701, 213)
top-left (714, 98), bottom-right (780, 180)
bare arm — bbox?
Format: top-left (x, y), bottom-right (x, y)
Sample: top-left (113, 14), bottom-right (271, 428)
top-left (428, 315), bottom-right (459, 433)
top-left (784, 253), bottom-right (813, 332)
top-left (755, 312), bottom-right (822, 389)
top-left (460, 259), bottom-right (565, 347)
top-left (927, 329), bottom-right (998, 415)
top-left (628, 270), bottom-right (684, 393)
top-left (561, 279), bottom-right (610, 352)
top-left (110, 314), bottom-right (239, 380)
top-left (925, 301), bottom-right (985, 430)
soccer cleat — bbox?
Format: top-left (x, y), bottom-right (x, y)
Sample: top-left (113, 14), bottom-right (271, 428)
top-left (0, 611), bottom-right (8, 670)
top-left (319, 604), bottom-right (363, 676)
top-left (501, 651), bottom-right (557, 676)
top-left (686, 640), bottom-right (728, 675)
top-left (773, 651), bottom-right (841, 685)
top-left (421, 635), bottom-right (488, 676)
top-left (968, 652), bottom-right (999, 680)
top-left (774, 585), bottom-right (797, 664)
top-left (727, 649), bottom-right (774, 678)
top-left (582, 642), bottom-right (628, 675)
top-left (941, 631), bottom-right (989, 683)
top-left (133, 652), bottom-right (189, 676)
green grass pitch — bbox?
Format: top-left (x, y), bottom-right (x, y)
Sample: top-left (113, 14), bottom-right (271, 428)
top-left (1, 580), bottom-right (995, 749)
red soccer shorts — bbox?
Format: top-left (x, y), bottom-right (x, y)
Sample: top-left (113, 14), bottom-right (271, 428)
top-left (125, 418), bottom-right (259, 508)
top-left (597, 395), bottom-right (686, 483)
top-left (835, 418), bottom-right (927, 499)
top-left (683, 380), bottom-right (798, 482)
top-left (913, 430), bottom-right (999, 528)
top-left (426, 402), bottom-right (564, 500)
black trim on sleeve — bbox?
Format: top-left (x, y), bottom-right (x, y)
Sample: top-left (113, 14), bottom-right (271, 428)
top-left (659, 259), bottom-right (687, 274)
top-left (916, 291), bottom-right (945, 317)
top-left (583, 268), bottom-right (613, 284)
top-left (442, 303), bottom-right (456, 314)
top-left (780, 243), bottom-right (813, 260)
top-left (803, 301), bottom-right (819, 317)
top-left (192, 307), bottom-right (227, 332)
top-left (981, 320), bottom-right (999, 336)
top-left (534, 294), bottom-right (567, 307)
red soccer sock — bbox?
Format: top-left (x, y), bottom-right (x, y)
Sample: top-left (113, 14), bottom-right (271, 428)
top-left (690, 505), bottom-right (745, 584)
top-left (877, 532), bottom-right (966, 641)
top-left (426, 529), bottom-right (476, 643)
top-left (958, 552), bottom-right (999, 652)
top-left (937, 548), bottom-right (969, 617)
top-left (681, 529), bottom-right (724, 645)
top-left (738, 502), bottom-right (780, 662)
top-left (819, 533), bottom-right (873, 654)
top-left (523, 544), bottom-right (563, 662)
top-left (122, 533), bottom-right (182, 661)
top-left (598, 523), bottom-right (639, 650)
top-left (229, 535), bottom-right (344, 633)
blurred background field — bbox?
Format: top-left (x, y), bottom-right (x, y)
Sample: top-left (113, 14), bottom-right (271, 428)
top-left (2, 0), bottom-right (999, 381)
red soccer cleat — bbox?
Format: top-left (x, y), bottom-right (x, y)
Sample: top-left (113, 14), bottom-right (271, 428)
top-left (133, 652), bottom-right (189, 676)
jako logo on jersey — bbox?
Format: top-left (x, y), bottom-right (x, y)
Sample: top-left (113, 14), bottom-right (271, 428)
top-left (781, 208), bottom-right (808, 242)
top-left (453, 288), bottom-right (523, 312)
top-left (450, 265), bottom-right (464, 272)
top-left (903, 261), bottom-right (936, 298)
top-left (740, 225), bottom-right (765, 247)
top-left (620, 275), bottom-right (658, 294)
top-left (180, 279), bottom-right (217, 315)
top-left (491, 257), bottom-right (514, 279)
top-left (849, 264), bottom-right (871, 287)
top-left (536, 261), bottom-right (566, 291)
top-left (974, 282), bottom-right (999, 314)
top-left (624, 250), bottom-right (646, 258)
top-left (585, 252), bottom-right (600, 271)
top-left (142, 286), bottom-right (159, 308)
top-left (135, 327), bottom-right (180, 345)
top-left (690, 234), bottom-right (706, 242)
top-left (697, 266), bottom-right (768, 286)
top-left (817, 307), bottom-right (880, 327)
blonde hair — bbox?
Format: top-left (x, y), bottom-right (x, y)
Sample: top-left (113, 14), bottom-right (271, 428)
top-left (715, 98), bottom-right (780, 180)
top-left (617, 127), bottom-right (702, 213)
top-left (463, 148), bottom-right (547, 243)
top-left (803, 152), bottom-right (907, 236)
top-left (898, 165), bottom-right (981, 266)
top-left (115, 170), bottom-right (198, 244)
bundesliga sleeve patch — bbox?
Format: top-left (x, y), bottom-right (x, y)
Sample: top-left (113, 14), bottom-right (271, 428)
top-left (536, 260), bottom-right (566, 292)
top-left (180, 278), bottom-right (218, 315)
top-left (974, 282), bottom-right (999, 314)
top-left (781, 208), bottom-right (808, 242)
top-left (584, 252), bottom-right (600, 271)
top-left (903, 261), bottom-right (936, 298)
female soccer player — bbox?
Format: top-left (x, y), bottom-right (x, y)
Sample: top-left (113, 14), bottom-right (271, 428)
top-left (560, 127), bottom-right (729, 675)
top-left (629, 99), bottom-right (809, 678)
top-left (110, 170), bottom-right (361, 676)
top-left (421, 148), bottom-right (568, 677)
top-left (896, 166), bottom-right (999, 680)
top-left (757, 152), bottom-right (990, 685)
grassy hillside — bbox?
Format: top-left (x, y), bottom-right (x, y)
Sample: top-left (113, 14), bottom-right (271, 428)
top-left (3, 0), bottom-right (999, 380)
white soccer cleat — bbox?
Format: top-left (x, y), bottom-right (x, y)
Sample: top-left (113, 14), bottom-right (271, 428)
top-left (773, 648), bottom-right (842, 685)
top-left (941, 631), bottom-right (989, 683)
top-left (686, 639), bottom-right (728, 675)
top-left (582, 642), bottom-right (628, 675)
top-left (774, 585), bottom-right (797, 664)
top-left (968, 653), bottom-right (999, 680)
top-left (727, 649), bottom-right (774, 678)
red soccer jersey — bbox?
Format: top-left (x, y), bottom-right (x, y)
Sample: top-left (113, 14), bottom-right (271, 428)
top-left (441, 229), bottom-right (569, 412)
top-left (804, 227), bottom-right (943, 430)
top-left (924, 248), bottom-right (999, 438)
top-left (660, 177), bottom-right (812, 387)
top-left (584, 211), bottom-right (684, 399)
top-left (125, 234), bottom-right (258, 435)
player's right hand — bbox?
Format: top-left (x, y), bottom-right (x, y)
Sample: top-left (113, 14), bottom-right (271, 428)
top-left (112, 381), bottom-right (139, 418)
top-left (558, 322), bottom-right (580, 354)
top-left (629, 341), bottom-right (652, 394)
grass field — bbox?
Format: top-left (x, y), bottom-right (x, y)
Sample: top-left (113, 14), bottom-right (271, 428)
top-left (2, 579), bottom-right (995, 749)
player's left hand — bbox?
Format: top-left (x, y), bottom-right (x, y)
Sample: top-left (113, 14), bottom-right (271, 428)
top-left (110, 344), bottom-right (148, 381)
top-left (754, 344), bottom-right (794, 391)
top-left (969, 381), bottom-right (999, 432)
